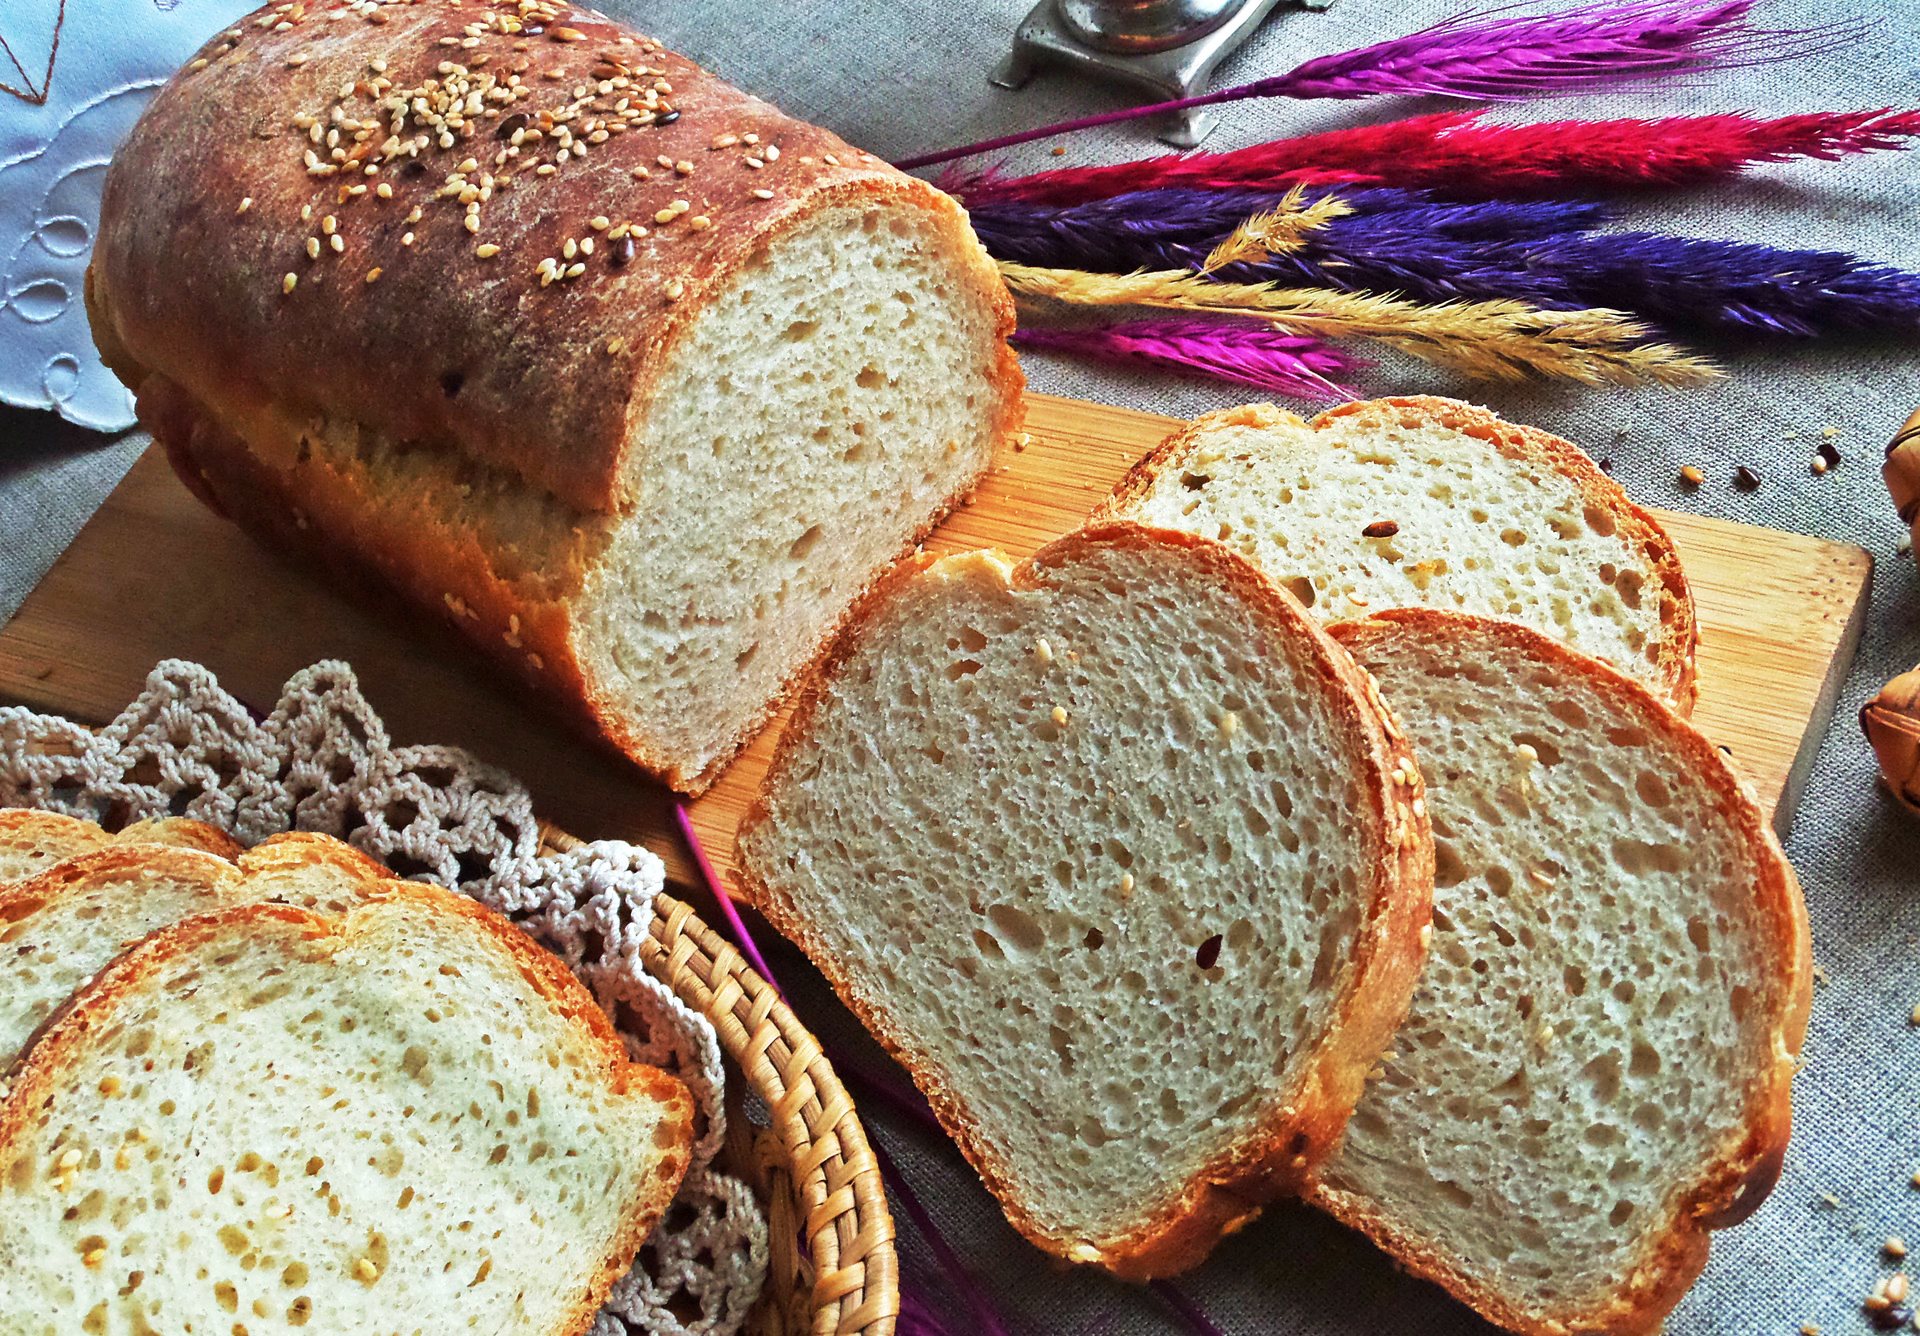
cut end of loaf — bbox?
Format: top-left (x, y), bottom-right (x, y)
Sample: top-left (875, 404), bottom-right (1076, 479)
top-left (738, 524), bottom-right (1429, 1276)
top-left (573, 196), bottom-right (1021, 790)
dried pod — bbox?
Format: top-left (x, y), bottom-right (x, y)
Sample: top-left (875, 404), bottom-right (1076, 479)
top-left (1887, 408), bottom-right (1920, 563)
top-left (1863, 663), bottom-right (1920, 817)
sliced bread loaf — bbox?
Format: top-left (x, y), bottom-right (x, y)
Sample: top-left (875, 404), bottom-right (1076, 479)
top-left (1312, 611), bottom-right (1809, 1335)
top-left (0, 882), bottom-right (693, 1336)
top-left (1099, 398), bottom-right (1698, 709)
top-left (736, 523), bottom-right (1433, 1279)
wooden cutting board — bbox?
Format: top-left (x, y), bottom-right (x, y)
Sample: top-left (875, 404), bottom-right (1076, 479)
top-left (0, 393), bottom-right (1872, 891)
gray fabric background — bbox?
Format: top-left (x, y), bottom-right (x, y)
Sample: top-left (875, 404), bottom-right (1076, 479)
top-left (2, 0), bottom-right (1917, 1330)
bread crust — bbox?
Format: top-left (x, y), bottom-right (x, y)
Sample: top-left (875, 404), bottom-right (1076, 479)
top-left (0, 810), bottom-right (108, 882)
top-left (1312, 609), bottom-right (1809, 1336)
top-left (0, 878), bottom-right (694, 1336)
top-left (114, 815), bottom-right (247, 860)
top-left (736, 522), bottom-right (1434, 1280)
top-left (1097, 397), bottom-right (1700, 714)
top-left (89, 0), bottom-right (1024, 795)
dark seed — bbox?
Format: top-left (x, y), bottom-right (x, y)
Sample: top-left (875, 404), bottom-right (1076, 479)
top-left (1817, 440), bottom-right (1842, 469)
top-left (1362, 521), bottom-right (1399, 539)
top-left (520, 21), bottom-right (544, 35)
top-left (495, 112), bottom-right (529, 140)
top-left (1598, 457), bottom-right (1614, 474)
top-left (1195, 934), bottom-right (1223, 970)
top-left (1734, 465), bottom-right (1761, 491)
top-left (1871, 1302), bottom-right (1912, 1330)
top-left (610, 235), bottom-right (635, 267)
top-left (402, 158), bottom-right (428, 176)
top-left (654, 108), bottom-right (680, 125)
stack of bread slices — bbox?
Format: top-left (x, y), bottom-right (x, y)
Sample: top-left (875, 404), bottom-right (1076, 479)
top-left (0, 813), bottom-right (692, 1336)
top-left (738, 396), bottom-right (1811, 1334)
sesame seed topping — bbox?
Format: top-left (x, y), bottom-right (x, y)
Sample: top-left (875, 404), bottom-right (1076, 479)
top-left (401, 231), bottom-right (415, 246)
top-left (305, 237), bottom-right (322, 260)
top-left (237, 196), bottom-right (253, 214)
top-left (320, 214), bottom-right (337, 234)
top-left (1050, 705), bottom-right (1069, 726)
top-left (589, 215), bottom-right (610, 230)
top-left (751, 187), bottom-right (775, 200)
top-left (475, 243), bottom-right (500, 258)
top-left (653, 207), bottom-right (677, 225)
top-left (745, 157), bottom-right (765, 169)
top-left (674, 159), bottom-right (693, 174)
top-left (565, 261), bottom-right (585, 278)
top-left (663, 277), bottom-right (684, 300)
top-left (364, 267), bottom-right (382, 283)
top-left (329, 234), bottom-right (345, 253)
top-left (688, 215), bottom-right (710, 230)
top-left (286, 52), bottom-right (309, 66)
top-left (562, 238), bottom-right (578, 259)
top-left (282, 272), bottom-right (298, 294)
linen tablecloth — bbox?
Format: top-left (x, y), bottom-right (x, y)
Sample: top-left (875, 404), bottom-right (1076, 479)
top-left (2, 1), bottom-right (1917, 1331)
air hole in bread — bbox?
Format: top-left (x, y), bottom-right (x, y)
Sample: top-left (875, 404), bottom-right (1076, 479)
top-left (787, 525), bottom-right (823, 561)
top-left (437, 369), bottom-right (465, 397)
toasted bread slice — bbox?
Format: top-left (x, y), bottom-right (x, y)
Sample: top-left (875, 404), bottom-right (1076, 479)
top-left (0, 882), bottom-right (693, 1336)
top-left (1312, 611), bottom-right (1809, 1335)
top-left (737, 523), bottom-right (1432, 1278)
top-left (1100, 398), bottom-right (1698, 710)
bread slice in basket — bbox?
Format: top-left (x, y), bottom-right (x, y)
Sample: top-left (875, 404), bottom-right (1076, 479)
top-left (736, 522), bottom-right (1433, 1279)
top-left (0, 833), bottom-right (388, 1074)
top-left (0, 810), bottom-right (239, 884)
top-left (0, 880), bottom-right (693, 1336)
top-left (1313, 610), bottom-right (1809, 1335)
top-left (1099, 397), bottom-right (1698, 710)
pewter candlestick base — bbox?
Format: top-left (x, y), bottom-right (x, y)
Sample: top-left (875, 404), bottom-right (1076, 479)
top-left (992, 0), bottom-right (1327, 148)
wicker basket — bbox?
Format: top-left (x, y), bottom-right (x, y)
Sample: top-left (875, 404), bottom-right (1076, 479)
top-left (643, 893), bottom-right (899, 1336)
top-left (1888, 406), bottom-right (1920, 565)
top-left (540, 825), bottom-right (899, 1336)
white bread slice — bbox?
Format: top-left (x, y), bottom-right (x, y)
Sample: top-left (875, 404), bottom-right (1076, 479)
top-left (1099, 398), bottom-right (1699, 710)
top-left (1312, 611), bottom-right (1810, 1336)
top-left (0, 836), bottom-right (389, 1075)
top-left (736, 523), bottom-right (1433, 1279)
top-left (0, 809), bottom-right (243, 885)
top-left (0, 882), bottom-right (693, 1336)
top-left (0, 810), bottom-right (107, 882)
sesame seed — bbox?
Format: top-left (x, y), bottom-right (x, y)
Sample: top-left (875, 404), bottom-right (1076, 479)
top-left (712, 133), bottom-right (737, 148)
top-left (663, 277), bottom-right (684, 300)
top-left (742, 132), bottom-right (760, 145)
top-left (588, 215), bottom-right (610, 230)
top-left (764, 144), bottom-right (779, 161)
top-left (401, 231), bottom-right (415, 246)
top-left (688, 215), bottom-right (710, 230)
top-left (475, 243), bottom-right (500, 258)
top-left (1891, 1238), bottom-right (1910, 1259)
top-left (282, 272), bottom-right (298, 294)
top-left (321, 214), bottom-right (337, 234)
top-left (562, 238), bottom-right (578, 259)
top-left (1119, 873), bottom-right (1135, 896)
top-left (464, 214), bottom-right (481, 233)
top-left (329, 234), bottom-right (344, 254)
top-left (83, 1248), bottom-right (107, 1268)
top-left (745, 157), bottom-right (765, 169)
top-left (355, 1258), bottom-right (380, 1280)
top-left (306, 237), bottom-right (322, 259)
top-left (579, 236), bottom-right (594, 255)
top-left (57, 1149), bottom-right (81, 1170)
top-left (1219, 711), bottom-right (1239, 739)
top-left (822, 152), bottom-right (839, 166)
top-left (364, 267), bottom-right (382, 283)
top-left (630, 165), bottom-right (650, 179)
top-left (1679, 465), bottom-right (1705, 487)
top-left (751, 187), bottom-right (775, 200)
top-left (550, 26), bottom-right (587, 41)
top-left (1050, 705), bottom-right (1069, 726)
top-left (1034, 638), bottom-right (1053, 664)
top-left (565, 261), bottom-right (585, 279)
top-left (286, 52), bottom-right (308, 67)
top-left (237, 196), bottom-right (253, 214)
top-left (674, 159), bottom-right (693, 174)
top-left (653, 207), bottom-right (677, 225)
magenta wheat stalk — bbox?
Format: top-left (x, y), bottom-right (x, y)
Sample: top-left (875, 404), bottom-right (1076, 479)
top-left (895, 0), bottom-right (1840, 170)
top-left (1013, 320), bottom-right (1366, 400)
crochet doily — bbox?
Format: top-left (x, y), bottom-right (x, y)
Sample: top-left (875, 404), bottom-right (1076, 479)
top-left (0, 658), bottom-right (768, 1336)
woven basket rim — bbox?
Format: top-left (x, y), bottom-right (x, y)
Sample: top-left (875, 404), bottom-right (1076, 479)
top-left (539, 824), bottom-right (898, 1336)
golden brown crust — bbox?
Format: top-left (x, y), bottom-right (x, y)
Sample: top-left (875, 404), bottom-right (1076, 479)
top-left (736, 522), bottom-right (1433, 1280)
top-left (114, 816), bottom-right (247, 860)
top-left (0, 878), bottom-right (693, 1336)
top-left (90, 0), bottom-right (1023, 795)
top-left (1097, 396), bottom-right (1700, 715)
top-left (1312, 609), bottom-right (1808, 1336)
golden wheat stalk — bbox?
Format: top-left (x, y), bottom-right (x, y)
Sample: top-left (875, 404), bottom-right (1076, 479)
top-left (1000, 262), bottom-right (1720, 387)
top-left (1200, 183), bottom-right (1354, 275)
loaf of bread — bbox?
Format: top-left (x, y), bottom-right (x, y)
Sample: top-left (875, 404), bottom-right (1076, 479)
top-left (0, 879), bottom-right (693, 1336)
top-left (737, 524), bottom-right (1433, 1279)
top-left (1101, 398), bottom-right (1698, 710)
top-left (1312, 611), bottom-right (1809, 1335)
top-left (89, 0), bottom-right (1023, 793)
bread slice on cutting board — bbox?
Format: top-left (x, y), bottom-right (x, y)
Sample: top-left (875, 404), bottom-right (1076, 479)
top-left (0, 881), bottom-right (693, 1336)
top-left (1099, 397), bottom-right (1698, 710)
top-left (1312, 610), bottom-right (1809, 1336)
top-left (736, 522), bottom-right (1433, 1279)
